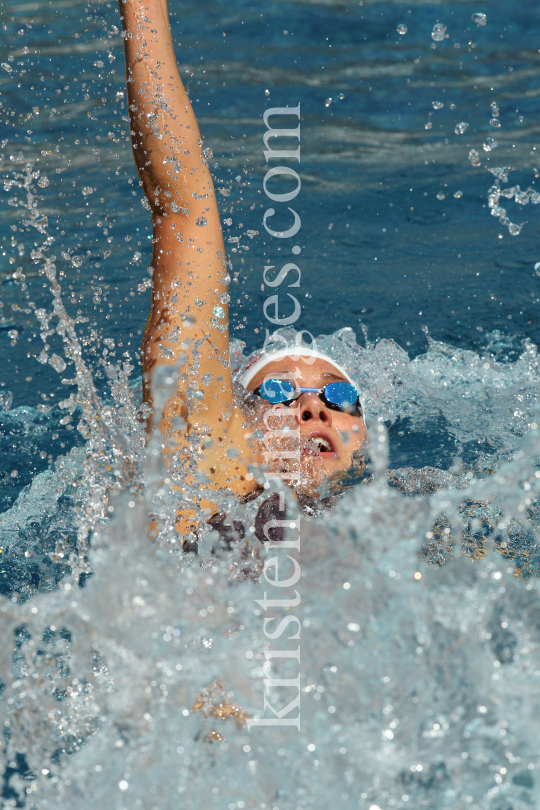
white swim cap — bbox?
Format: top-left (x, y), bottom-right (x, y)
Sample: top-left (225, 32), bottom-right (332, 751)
top-left (239, 347), bottom-right (355, 389)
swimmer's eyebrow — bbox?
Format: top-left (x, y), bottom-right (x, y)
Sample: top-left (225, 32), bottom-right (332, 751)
top-left (297, 371), bottom-right (348, 385)
top-left (260, 368), bottom-right (293, 377)
top-left (259, 371), bottom-right (347, 383)
top-left (319, 372), bottom-right (346, 381)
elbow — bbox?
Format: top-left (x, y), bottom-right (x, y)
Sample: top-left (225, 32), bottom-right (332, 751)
top-left (140, 174), bottom-right (186, 217)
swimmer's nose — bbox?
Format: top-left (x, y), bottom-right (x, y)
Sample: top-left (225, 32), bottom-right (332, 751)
top-left (295, 392), bottom-right (333, 426)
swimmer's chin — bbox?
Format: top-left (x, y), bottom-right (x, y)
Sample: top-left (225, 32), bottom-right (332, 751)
top-left (316, 450), bottom-right (370, 498)
top-left (293, 457), bottom-right (346, 498)
top-left (260, 448), bottom-right (369, 499)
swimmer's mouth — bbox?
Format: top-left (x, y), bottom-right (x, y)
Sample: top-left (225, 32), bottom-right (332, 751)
top-left (304, 432), bottom-right (337, 457)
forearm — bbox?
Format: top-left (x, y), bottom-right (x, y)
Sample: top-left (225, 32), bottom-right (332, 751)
top-left (118, 0), bottom-right (208, 214)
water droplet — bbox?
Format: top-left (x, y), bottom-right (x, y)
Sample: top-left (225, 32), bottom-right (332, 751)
top-left (454, 190), bottom-right (463, 198)
top-left (158, 344), bottom-right (173, 359)
top-left (338, 92), bottom-right (345, 100)
top-left (490, 102), bottom-right (499, 114)
top-left (141, 197), bottom-right (151, 210)
top-left (488, 166), bottom-right (510, 181)
top-left (425, 122), bottom-right (433, 130)
top-left (432, 101), bottom-right (444, 110)
top-left (49, 354), bottom-right (66, 373)
top-left (490, 118), bottom-right (501, 128)
top-left (82, 187), bottom-right (94, 196)
top-left (8, 329), bottom-right (18, 341)
top-left (436, 192), bottom-right (445, 200)
top-left (455, 122), bottom-right (469, 134)
top-left (213, 306), bottom-right (225, 319)
top-left (71, 256), bottom-right (82, 268)
top-left (1, 63), bottom-right (12, 73)
top-left (431, 23), bottom-right (447, 42)
top-left (265, 89), bottom-right (270, 96)
top-left (169, 201), bottom-right (180, 213)
top-left (483, 137), bottom-right (498, 152)
top-left (219, 293), bottom-right (230, 304)
top-left (93, 60), bottom-right (104, 68)
top-left (37, 176), bottom-right (49, 188)
top-left (397, 24), bottom-right (407, 35)
top-left (132, 251), bottom-right (142, 262)
top-left (325, 98), bottom-right (332, 107)
top-left (534, 262), bottom-right (540, 275)
top-left (472, 12), bottom-right (487, 26)
top-left (469, 149), bottom-right (481, 166)
top-left (0, 390), bottom-right (13, 410)
top-left (196, 217), bottom-right (207, 227)
top-left (235, 175), bottom-right (242, 182)
top-left (508, 222), bottom-right (523, 236)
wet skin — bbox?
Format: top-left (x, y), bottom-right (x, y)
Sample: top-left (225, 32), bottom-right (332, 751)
top-left (246, 356), bottom-right (368, 494)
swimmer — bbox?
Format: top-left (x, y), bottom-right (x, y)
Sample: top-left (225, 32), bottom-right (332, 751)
top-left (118, 0), bottom-right (368, 522)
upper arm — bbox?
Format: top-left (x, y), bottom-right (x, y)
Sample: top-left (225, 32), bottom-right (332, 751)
top-left (143, 147), bottom-right (259, 498)
top-left (144, 137), bottom-right (231, 408)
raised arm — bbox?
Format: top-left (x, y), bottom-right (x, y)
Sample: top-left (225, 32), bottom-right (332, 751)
top-left (118, 0), bottom-right (260, 503)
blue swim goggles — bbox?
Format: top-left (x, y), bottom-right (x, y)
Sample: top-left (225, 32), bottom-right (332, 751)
top-left (253, 379), bottom-right (362, 417)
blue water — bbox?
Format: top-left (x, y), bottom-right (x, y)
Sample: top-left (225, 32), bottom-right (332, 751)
top-left (3, 4), bottom-right (540, 808)
top-left (1, 0), bottom-right (539, 506)
top-left (2, 0), bottom-right (540, 407)
top-left (1, 0), bottom-right (539, 534)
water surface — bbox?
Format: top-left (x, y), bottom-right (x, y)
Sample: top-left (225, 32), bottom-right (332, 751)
top-left (2, 2), bottom-right (540, 809)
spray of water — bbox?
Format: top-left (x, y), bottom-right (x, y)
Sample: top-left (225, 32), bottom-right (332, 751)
top-left (2, 161), bottom-right (540, 809)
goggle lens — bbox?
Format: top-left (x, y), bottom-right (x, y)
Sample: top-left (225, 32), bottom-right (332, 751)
top-left (258, 378), bottom-right (296, 404)
top-left (254, 379), bottom-right (361, 415)
top-left (324, 382), bottom-right (359, 413)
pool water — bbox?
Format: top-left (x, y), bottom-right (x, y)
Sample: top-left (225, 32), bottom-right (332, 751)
top-left (2, 1), bottom-right (540, 808)
top-left (2, 0), bottom-right (540, 407)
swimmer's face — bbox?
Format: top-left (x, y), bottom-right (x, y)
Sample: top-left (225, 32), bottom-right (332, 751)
top-left (246, 356), bottom-right (368, 495)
